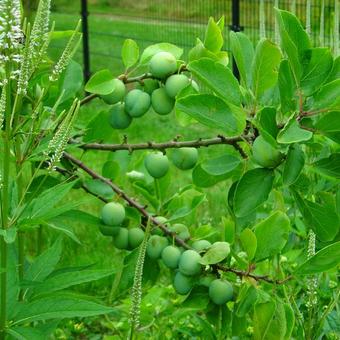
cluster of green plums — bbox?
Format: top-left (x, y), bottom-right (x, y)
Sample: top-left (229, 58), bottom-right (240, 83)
top-left (99, 202), bottom-right (145, 250)
top-left (143, 147), bottom-right (199, 178)
top-left (99, 204), bottom-right (234, 305)
top-left (101, 51), bottom-right (198, 129)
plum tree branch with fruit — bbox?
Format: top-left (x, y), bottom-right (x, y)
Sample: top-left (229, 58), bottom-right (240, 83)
top-left (1, 2), bottom-right (340, 339)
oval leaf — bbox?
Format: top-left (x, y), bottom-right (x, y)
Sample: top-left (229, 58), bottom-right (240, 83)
top-left (200, 242), bottom-right (230, 265)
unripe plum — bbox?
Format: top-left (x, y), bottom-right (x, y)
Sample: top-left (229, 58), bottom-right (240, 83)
top-left (171, 147), bottom-right (198, 170)
top-left (99, 224), bottom-right (120, 237)
top-left (165, 74), bottom-right (190, 98)
top-left (137, 79), bottom-right (159, 94)
top-left (128, 228), bottom-right (145, 249)
top-left (151, 88), bottom-right (175, 115)
top-left (101, 79), bottom-right (126, 104)
top-left (101, 202), bottom-right (125, 226)
top-left (170, 223), bottom-right (190, 240)
top-left (209, 279), bottom-right (233, 305)
top-left (108, 103), bottom-right (132, 129)
top-left (152, 216), bottom-right (168, 235)
top-left (173, 272), bottom-right (193, 295)
top-left (252, 136), bottom-right (283, 168)
top-left (192, 239), bottom-right (212, 252)
top-left (178, 249), bottom-right (202, 276)
top-left (113, 227), bottom-right (129, 249)
top-left (161, 245), bottom-right (181, 269)
top-left (146, 235), bottom-right (169, 259)
top-left (144, 152), bottom-right (169, 178)
top-left (125, 89), bottom-right (151, 117)
top-left (149, 51), bottom-right (177, 79)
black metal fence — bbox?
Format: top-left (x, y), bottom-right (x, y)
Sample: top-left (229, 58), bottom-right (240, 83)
top-left (48, 0), bottom-right (339, 81)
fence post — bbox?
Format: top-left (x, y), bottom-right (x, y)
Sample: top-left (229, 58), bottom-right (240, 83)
top-left (80, 0), bottom-right (91, 83)
top-left (230, 0), bottom-right (242, 79)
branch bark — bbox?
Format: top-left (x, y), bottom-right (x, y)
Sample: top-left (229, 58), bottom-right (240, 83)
top-left (72, 134), bottom-right (253, 154)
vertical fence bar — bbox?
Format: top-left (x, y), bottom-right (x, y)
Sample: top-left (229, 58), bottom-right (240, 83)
top-left (80, 0), bottom-right (91, 83)
top-left (230, 0), bottom-right (242, 79)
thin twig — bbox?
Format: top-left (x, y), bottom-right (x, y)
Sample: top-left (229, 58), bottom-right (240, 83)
top-left (71, 134), bottom-right (253, 155)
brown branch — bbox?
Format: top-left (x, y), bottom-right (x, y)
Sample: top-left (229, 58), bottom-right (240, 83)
top-left (61, 152), bottom-right (291, 285)
top-left (80, 93), bottom-right (98, 106)
top-left (72, 135), bottom-right (253, 155)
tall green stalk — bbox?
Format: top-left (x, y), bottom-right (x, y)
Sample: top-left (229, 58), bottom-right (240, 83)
top-left (0, 76), bottom-right (12, 340)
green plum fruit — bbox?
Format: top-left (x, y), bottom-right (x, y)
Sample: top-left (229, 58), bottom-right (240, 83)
top-left (173, 272), bottom-right (193, 295)
top-left (138, 79), bottom-right (159, 94)
top-left (151, 88), bottom-right (175, 115)
top-left (101, 202), bottom-right (125, 226)
top-left (152, 216), bottom-right (168, 235)
top-left (252, 136), bottom-right (283, 168)
top-left (113, 227), bottom-right (129, 249)
top-left (170, 223), bottom-right (190, 240)
top-left (178, 249), bottom-right (202, 276)
top-left (161, 245), bottom-right (181, 269)
top-left (165, 74), bottom-right (190, 98)
top-left (99, 224), bottom-right (120, 237)
top-left (128, 228), bottom-right (145, 249)
top-left (101, 79), bottom-right (126, 104)
top-left (192, 239), bottom-right (212, 252)
top-left (124, 89), bottom-right (151, 117)
top-left (146, 235), bottom-right (169, 259)
top-left (209, 279), bottom-right (234, 305)
top-left (144, 152), bottom-right (169, 178)
top-left (108, 103), bottom-right (132, 129)
top-left (171, 147), bottom-right (198, 170)
top-left (149, 51), bottom-right (177, 78)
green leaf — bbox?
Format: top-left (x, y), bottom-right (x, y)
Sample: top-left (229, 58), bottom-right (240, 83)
top-left (283, 144), bottom-right (305, 185)
top-left (204, 17), bottom-right (224, 53)
top-left (300, 48), bottom-right (333, 96)
top-left (278, 60), bottom-right (297, 113)
top-left (252, 39), bottom-right (282, 99)
top-left (277, 115), bottom-right (313, 144)
top-left (312, 153), bottom-right (340, 179)
top-left (7, 327), bottom-right (46, 340)
top-left (254, 301), bottom-right (287, 340)
top-left (85, 69), bottom-right (116, 95)
top-left (84, 179), bottom-right (115, 199)
top-left (199, 242), bottom-right (230, 265)
top-left (188, 58), bottom-right (241, 105)
top-left (166, 189), bottom-right (206, 222)
top-left (233, 168), bottom-right (275, 217)
top-left (229, 31), bottom-right (254, 87)
top-left (201, 154), bottom-right (241, 176)
top-left (102, 160), bottom-right (120, 180)
top-left (31, 270), bottom-right (115, 296)
top-left (284, 304), bottom-right (295, 340)
top-left (240, 228), bottom-right (257, 260)
top-left (192, 164), bottom-right (234, 188)
top-left (60, 60), bottom-right (83, 104)
top-left (297, 241), bottom-right (340, 274)
top-left (275, 9), bottom-right (311, 83)
top-left (254, 211), bottom-right (291, 261)
top-left (327, 55), bottom-right (340, 82)
top-left (140, 43), bottom-right (183, 64)
top-left (236, 285), bottom-right (258, 317)
top-left (315, 111), bottom-right (340, 137)
top-left (19, 181), bottom-right (77, 223)
top-left (0, 228), bottom-right (17, 244)
top-left (176, 94), bottom-right (246, 135)
top-left (25, 238), bottom-right (63, 283)
top-left (13, 295), bottom-right (114, 325)
top-left (256, 107), bottom-right (279, 143)
top-left (294, 191), bottom-right (340, 242)
top-left (312, 79), bottom-right (340, 110)
top-left (121, 39), bottom-right (139, 69)
top-left (253, 301), bottom-right (276, 340)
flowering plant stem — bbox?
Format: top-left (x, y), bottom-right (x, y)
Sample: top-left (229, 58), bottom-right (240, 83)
top-left (0, 72), bottom-right (12, 340)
